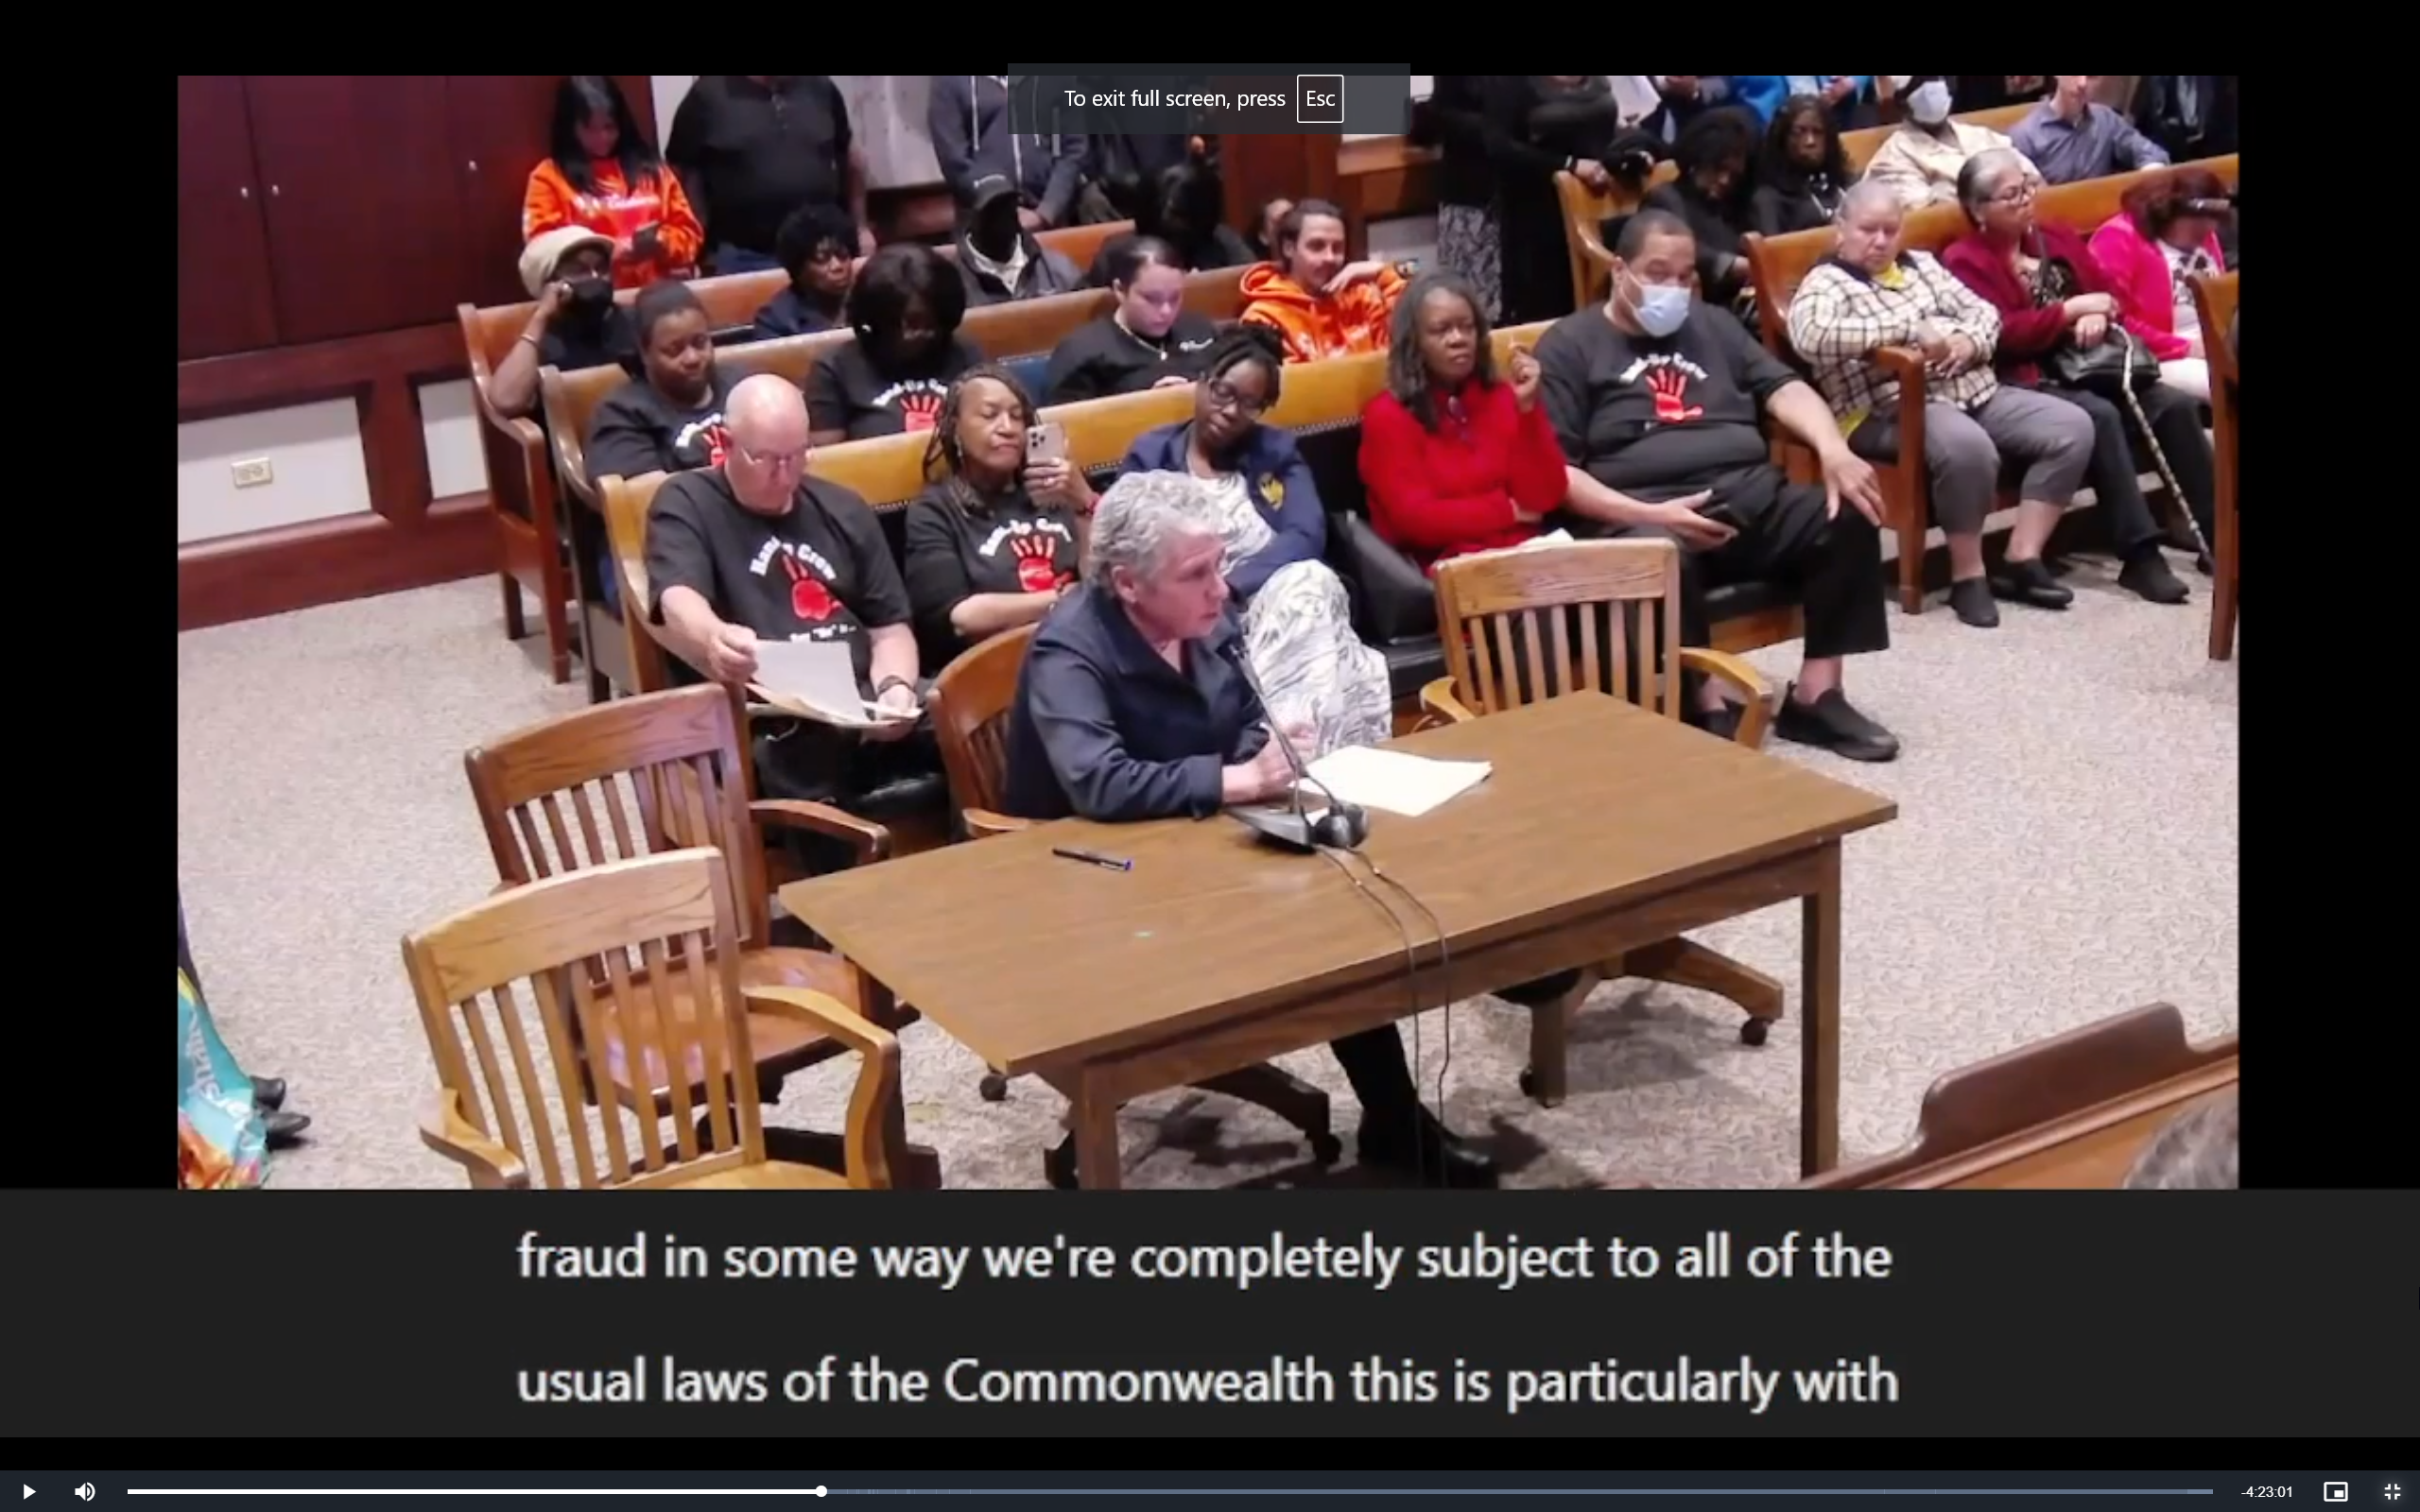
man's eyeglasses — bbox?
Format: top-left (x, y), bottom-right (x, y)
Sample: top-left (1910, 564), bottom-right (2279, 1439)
top-left (735, 441), bottom-right (810, 470)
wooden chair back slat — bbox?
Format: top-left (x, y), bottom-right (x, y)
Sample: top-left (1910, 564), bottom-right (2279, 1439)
top-left (1555, 162), bottom-right (1680, 311)
top-left (401, 850), bottom-right (766, 1191)
top-left (1433, 541), bottom-right (1685, 721)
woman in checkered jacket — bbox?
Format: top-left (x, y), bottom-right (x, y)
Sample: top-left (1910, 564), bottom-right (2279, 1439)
top-left (1787, 180), bottom-right (2116, 629)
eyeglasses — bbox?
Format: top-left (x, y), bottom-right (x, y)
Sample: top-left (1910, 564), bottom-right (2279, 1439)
top-left (1204, 380), bottom-right (1266, 418)
top-left (734, 441), bottom-right (810, 470)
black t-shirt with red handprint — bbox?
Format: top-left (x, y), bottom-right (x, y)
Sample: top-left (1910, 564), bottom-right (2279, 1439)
top-left (900, 482), bottom-right (1082, 664)
top-left (804, 334), bottom-right (983, 441)
top-left (583, 366), bottom-right (737, 489)
top-left (1533, 301), bottom-right (1799, 497)
top-left (644, 468), bottom-right (911, 696)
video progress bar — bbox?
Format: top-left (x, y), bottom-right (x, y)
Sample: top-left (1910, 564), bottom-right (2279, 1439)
top-left (122, 1492), bottom-right (2217, 1499)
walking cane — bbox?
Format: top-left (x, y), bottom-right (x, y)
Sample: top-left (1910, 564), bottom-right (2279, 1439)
top-left (2117, 339), bottom-right (2213, 562)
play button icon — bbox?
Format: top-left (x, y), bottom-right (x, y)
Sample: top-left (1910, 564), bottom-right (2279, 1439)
top-left (24, 1486), bottom-right (34, 1500)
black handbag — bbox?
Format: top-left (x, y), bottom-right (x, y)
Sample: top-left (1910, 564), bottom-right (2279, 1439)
top-left (2048, 327), bottom-right (2161, 396)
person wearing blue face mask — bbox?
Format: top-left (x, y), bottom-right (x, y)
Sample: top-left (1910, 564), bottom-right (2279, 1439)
top-left (1530, 209), bottom-right (1902, 762)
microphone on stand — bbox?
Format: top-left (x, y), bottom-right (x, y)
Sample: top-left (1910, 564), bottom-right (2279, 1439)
top-left (1219, 642), bottom-right (1370, 852)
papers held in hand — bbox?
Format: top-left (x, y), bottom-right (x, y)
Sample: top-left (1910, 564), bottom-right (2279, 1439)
top-left (1303, 746), bottom-right (1492, 817)
top-left (747, 638), bottom-right (910, 730)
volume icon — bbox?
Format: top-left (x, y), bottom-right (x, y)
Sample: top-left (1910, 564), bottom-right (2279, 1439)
top-left (74, 1490), bottom-right (94, 1503)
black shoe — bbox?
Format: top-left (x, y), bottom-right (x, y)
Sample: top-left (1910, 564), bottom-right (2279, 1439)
top-left (2118, 550), bottom-right (2189, 605)
top-left (1495, 969), bottom-right (1585, 1007)
top-left (251, 1077), bottom-right (287, 1113)
top-left (2195, 551), bottom-right (2214, 577)
top-left (264, 1110), bottom-right (311, 1148)
top-left (1358, 1107), bottom-right (1497, 1189)
top-left (1947, 577), bottom-right (2000, 627)
top-left (1773, 684), bottom-right (1900, 763)
top-left (1692, 701), bottom-right (1743, 742)
top-left (1993, 558), bottom-right (2073, 610)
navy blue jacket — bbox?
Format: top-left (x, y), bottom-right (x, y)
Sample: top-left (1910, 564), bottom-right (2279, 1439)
top-left (1001, 583), bottom-right (1268, 824)
top-left (1115, 421), bottom-right (1324, 601)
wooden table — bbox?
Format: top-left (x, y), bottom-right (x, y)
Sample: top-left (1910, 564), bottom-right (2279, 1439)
top-left (779, 692), bottom-right (1897, 1188)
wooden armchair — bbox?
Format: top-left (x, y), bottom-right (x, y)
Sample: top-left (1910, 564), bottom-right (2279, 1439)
top-left (1801, 1003), bottom-right (2238, 1189)
top-left (2189, 270), bottom-right (2239, 661)
top-left (402, 847), bottom-right (901, 1190)
top-left (461, 684), bottom-right (939, 1188)
top-left (1419, 539), bottom-right (1787, 1103)
top-left (923, 622), bottom-right (1340, 1186)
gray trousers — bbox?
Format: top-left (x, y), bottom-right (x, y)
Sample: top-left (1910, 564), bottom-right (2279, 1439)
top-left (1850, 387), bottom-right (2096, 535)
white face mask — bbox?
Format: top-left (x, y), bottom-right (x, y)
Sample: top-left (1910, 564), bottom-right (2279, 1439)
top-left (1623, 272), bottom-right (1692, 337)
top-left (1909, 81), bottom-right (1953, 127)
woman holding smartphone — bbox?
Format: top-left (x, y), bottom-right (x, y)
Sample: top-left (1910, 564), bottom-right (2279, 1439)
top-left (903, 366), bottom-right (1093, 669)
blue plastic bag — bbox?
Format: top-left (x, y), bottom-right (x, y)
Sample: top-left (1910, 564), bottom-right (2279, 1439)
top-left (178, 969), bottom-right (268, 1190)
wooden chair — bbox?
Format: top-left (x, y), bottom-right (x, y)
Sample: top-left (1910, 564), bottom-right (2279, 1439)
top-left (1419, 539), bottom-right (1785, 1103)
top-left (2189, 270), bottom-right (2239, 661)
top-left (403, 847), bottom-right (901, 1190)
top-left (1553, 162), bottom-right (1679, 312)
top-left (922, 622), bottom-right (1340, 1186)
top-left (461, 684), bottom-right (940, 1188)
top-left (1801, 1003), bottom-right (2238, 1189)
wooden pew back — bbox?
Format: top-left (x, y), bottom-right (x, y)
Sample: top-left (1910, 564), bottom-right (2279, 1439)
top-left (1802, 1003), bottom-right (2238, 1190)
top-left (459, 220), bottom-right (1133, 374)
top-left (1746, 155), bottom-right (2241, 360)
top-left (1841, 102), bottom-right (2035, 173)
top-left (543, 266), bottom-right (1253, 502)
top-left (1555, 161), bottom-right (1682, 311)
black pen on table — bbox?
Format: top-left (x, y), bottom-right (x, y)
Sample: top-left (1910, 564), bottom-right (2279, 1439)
top-left (1052, 846), bottom-right (1132, 872)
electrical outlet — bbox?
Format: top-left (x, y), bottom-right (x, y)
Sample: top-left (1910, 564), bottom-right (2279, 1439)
top-left (231, 457), bottom-right (274, 489)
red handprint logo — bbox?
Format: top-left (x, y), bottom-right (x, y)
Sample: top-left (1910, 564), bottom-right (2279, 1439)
top-left (1010, 533), bottom-right (1061, 593)
top-left (1647, 367), bottom-right (1703, 425)
top-left (700, 421), bottom-right (731, 467)
top-left (898, 390), bottom-right (942, 432)
top-left (779, 552), bottom-right (837, 622)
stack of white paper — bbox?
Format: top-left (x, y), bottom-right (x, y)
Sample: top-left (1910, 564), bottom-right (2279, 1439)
top-left (1304, 746), bottom-right (1493, 818)
top-left (749, 638), bottom-right (909, 730)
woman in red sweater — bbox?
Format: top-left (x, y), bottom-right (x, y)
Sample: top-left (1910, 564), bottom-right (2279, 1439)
top-left (522, 76), bottom-right (702, 291)
top-left (1358, 270), bottom-right (1569, 573)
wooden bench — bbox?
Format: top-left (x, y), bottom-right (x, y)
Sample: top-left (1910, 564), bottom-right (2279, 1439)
top-left (1743, 155), bottom-right (2239, 613)
top-left (454, 221), bottom-right (1134, 684)
top-left (1801, 1003), bottom-right (2238, 1189)
top-left (542, 265), bottom-right (1252, 512)
top-left (1553, 161), bottom-right (1681, 312)
top-left (2189, 270), bottom-right (2239, 661)
top-left (1840, 102), bottom-right (2035, 175)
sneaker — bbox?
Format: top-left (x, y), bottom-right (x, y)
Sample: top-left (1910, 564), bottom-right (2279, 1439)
top-left (1774, 684), bottom-right (1900, 763)
top-left (1693, 701), bottom-right (1744, 742)
top-left (1947, 578), bottom-right (2000, 627)
top-left (2118, 550), bottom-right (2189, 605)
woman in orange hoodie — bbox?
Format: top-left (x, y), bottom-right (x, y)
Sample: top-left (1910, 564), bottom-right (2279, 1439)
top-left (522, 76), bottom-right (703, 291)
top-left (1237, 198), bottom-right (1409, 363)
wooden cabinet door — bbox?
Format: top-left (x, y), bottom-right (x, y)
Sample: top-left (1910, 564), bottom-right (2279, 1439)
top-left (445, 75), bottom-right (560, 310)
top-left (177, 75), bottom-right (280, 360)
top-left (244, 75), bottom-right (465, 343)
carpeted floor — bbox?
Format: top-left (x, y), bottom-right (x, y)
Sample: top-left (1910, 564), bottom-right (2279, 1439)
top-left (176, 551), bottom-right (2237, 1190)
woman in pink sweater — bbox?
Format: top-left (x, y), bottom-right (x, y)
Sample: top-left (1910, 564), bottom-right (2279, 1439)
top-left (2088, 167), bottom-right (2232, 402)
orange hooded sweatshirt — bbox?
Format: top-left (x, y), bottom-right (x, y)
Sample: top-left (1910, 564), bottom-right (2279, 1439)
top-left (1237, 262), bottom-right (1408, 364)
top-left (523, 157), bottom-right (704, 290)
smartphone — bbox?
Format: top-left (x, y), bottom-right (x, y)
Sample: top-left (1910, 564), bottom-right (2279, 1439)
top-left (1027, 421), bottom-right (1069, 464)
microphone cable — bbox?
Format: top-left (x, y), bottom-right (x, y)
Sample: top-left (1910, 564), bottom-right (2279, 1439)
top-left (1355, 854), bottom-right (1458, 1140)
top-left (1311, 843), bottom-right (1433, 1190)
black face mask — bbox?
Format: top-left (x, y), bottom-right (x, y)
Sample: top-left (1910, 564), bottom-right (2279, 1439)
top-left (565, 275), bottom-right (614, 318)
